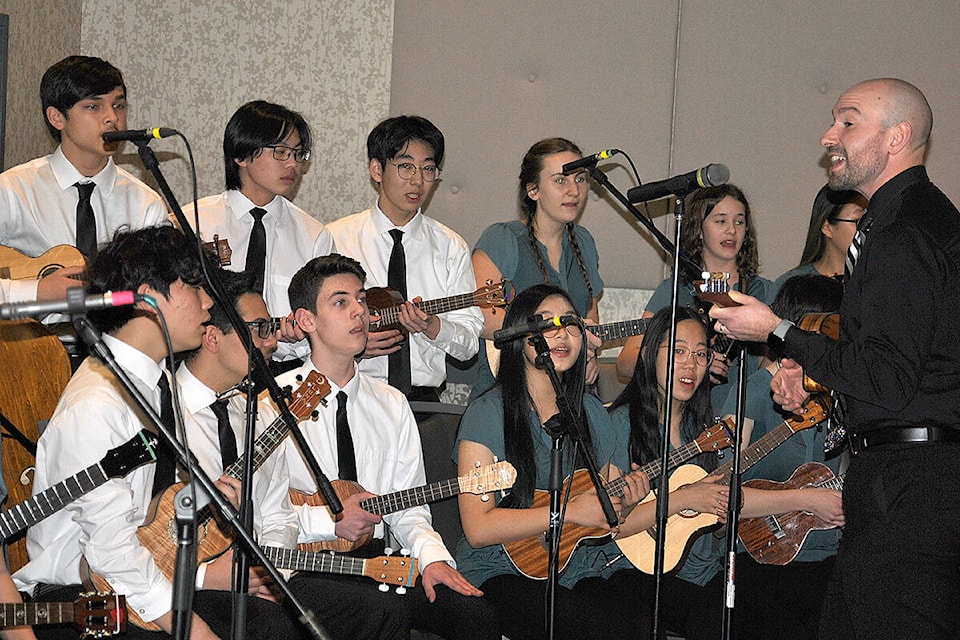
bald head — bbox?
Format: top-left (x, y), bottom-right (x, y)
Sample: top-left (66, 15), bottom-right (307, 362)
top-left (851, 78), bottom-right (933, 151)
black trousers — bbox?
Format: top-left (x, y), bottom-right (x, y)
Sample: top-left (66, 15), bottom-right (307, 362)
top-left (818, 443), bottom-right (960, 640)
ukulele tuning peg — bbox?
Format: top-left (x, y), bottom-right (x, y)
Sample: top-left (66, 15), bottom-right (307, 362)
top-left (295, 374), bottom-right (303, 383)
top-left (379, 583), bottom-right (390, 593)
top-left (399, 548), bottom-right (410, 557)
top-left (481, 493), bottom-right (490, 502)
top-left (310, 410), bottom-right (320, 421)
top-left (384, 546), bottom-right (394, 556)
top-left (395, 586), bottom-right (407, 595)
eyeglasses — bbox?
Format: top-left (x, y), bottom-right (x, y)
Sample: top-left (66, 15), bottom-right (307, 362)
top-left (390, 161), bottom-right (441, 182)
top-left (831, 218), bottom-right (862, 224)
top-left (659, 344), bottom-right (714, 366)
top-left (542, 322), bottom-right (583, 340)
top-left (245, 318), bottom-right (281, 339)
top-left (265, 145), bottom-right (311, 163)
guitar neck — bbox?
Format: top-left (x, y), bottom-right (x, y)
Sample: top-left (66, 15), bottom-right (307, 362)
top-left (819, 473), bottom-right (845, 492)
top-left (601, 438), bottom-right (708, 499)
top-left (0, 602), bottom-right (72, 628)
top-left (0, 461), bottom-right (108, 539)
top-left (716, 420), bottom-right (806, 485)
top-left (223, 414), bottom-right (289, 480)
top-left (377, 292), bottom-right (476, 327)
top-left (359, 477), bottom-right (463, 515)
top-left (261, 545), bottom-right (368, 575)
top-left (589, 318), bottom-right (651, 343)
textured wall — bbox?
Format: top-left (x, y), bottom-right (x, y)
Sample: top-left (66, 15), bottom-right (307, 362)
top-left (79, 0), bottom-right (394, 226)
top-left (392, 0), bottom-right (960, 290)
top-left (0, 0), bottom-right (82, 170)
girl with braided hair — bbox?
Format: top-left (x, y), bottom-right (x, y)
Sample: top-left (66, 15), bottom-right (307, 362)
top-left (471, 138), bottom-right (604, 399)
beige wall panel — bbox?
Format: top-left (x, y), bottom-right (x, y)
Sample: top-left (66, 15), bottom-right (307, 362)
top-left (79, 0), bottom-right (395, 226)
top-left (393, 0), bottom-right (960, 290)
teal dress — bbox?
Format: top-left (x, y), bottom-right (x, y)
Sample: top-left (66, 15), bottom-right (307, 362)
top-left (471, 221), bottom-right (603, 399)
top-left (453, 388), bottom-right (626, 589)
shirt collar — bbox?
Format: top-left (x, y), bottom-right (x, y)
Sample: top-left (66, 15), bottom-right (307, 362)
top-left (865, 165), bottom-right (929, 230)
top-left (102, 333), bottom-right (166, 389)
top-left (372, 199), bottom-right (423, 240)
top-left (227, 190), bottom-right (283, 222)
top-left (49, 145), bottom-right (118, 195)
top-left (297, 359), bottom-right (361, 398)
top-left (175, 362), bottom-right (219, 414)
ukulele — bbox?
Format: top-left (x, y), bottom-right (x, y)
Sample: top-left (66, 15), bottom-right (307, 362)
top-left (738, 461), bottom-right (844, 565)
top-left (260, 546), bottom-right (419, 593)
top-left (797, 312), bottom-right (839, 393)
top-left (614, 395), bottom-right (830, 573)
top-left (202, 235), bottom-right (232, 267)
top-left (501, 420), bottom-right (733, 579)
top-left (290, 460), bottom-right (517, 553)
top-left (0, 592), bottom-right (125, 636)
top-left (86, 372), bottom-right (330, 631)
top-left (368, 279), bottom-right (513, 336)
top-left (0, 245), bottom-right (85, 280)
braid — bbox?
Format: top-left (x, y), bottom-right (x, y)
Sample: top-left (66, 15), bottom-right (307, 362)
top-left (526, 218), bottom-right (551, 285)
top-left (565, 223), bottom-right (595, 301)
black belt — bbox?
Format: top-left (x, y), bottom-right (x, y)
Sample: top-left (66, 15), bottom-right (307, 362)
top-left (850, 426), bottom-right (960, 454)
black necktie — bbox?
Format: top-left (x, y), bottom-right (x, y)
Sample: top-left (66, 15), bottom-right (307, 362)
top-left (210, 398), bottom-right (238, 470)
top-left (335, 391), bottom-right (357, 481)
top-left (74, 181), bottom-right (97, 259)
top-left (246, 207), bottom-right (268, 293)
top-left (152, 373), bottom-right (177, 496)
top-left (387, 229), bottom-right (412, 394)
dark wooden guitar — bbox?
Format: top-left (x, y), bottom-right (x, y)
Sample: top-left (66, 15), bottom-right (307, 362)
top-left (738, 461), bottom-right (844, 565)
top-left (87, 372), bottom-right (330, 630)
top-left (797, 312), bottom-right (840, 393)
top-left (615, 395), bottom-right (830, 573)
top-left (0, 592), bottom-right (126, 636)
top-left (368, 279), bottom-right (513, 336)
top-left (502, 420), bottom-right (733, 579)
top-left (290, 461), bottom-right (517, 553)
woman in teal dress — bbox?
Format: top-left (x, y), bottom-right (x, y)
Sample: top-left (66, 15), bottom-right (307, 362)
top-left (454, 284), bottom-right (649, 640)
top-left (471, 138), bottom-right (603, 399)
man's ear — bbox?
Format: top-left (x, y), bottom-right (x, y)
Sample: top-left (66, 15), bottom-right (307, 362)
top-left (200, 324), bottom-right (222, 354)
top-left (887, 121), bottom-right (913, 156)
top-left (136, 283), bottom-right (159, 313)
top-left (45, 106), bottom-right (66, 132)
top-left (293, 307), bottom-right (315, 334)
top-left (369, 158), bottom-right (384, 184)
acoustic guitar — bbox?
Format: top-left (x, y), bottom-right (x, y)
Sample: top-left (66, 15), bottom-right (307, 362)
top-left (738, 461), bottom-right (844, 565)
top-left (0, 592), bottom-right (125, 636)
top-left (615, 395), bottom-right (830, 573)
top-left (87, 372), bottom-right (330, 630)
top-left (290, 460), bottom-right (517, 553)
top-left (368, 279), bottom-right (513, 336)
top-left (502, 419), bottom-right (733, 579)
top-left (0, 245), bottom-right (85, 280)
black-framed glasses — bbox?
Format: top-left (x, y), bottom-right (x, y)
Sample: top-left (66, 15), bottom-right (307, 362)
top-left (265, 145), bottom-right (311, 163)
top-left (245, 318), bottom-right (281, 339)
top-left (390, 161), bottom-right (441, 182)
top-left (831, 218), bottom-right (862, 224)
top-left (659, 344), bottom-right (714, 366)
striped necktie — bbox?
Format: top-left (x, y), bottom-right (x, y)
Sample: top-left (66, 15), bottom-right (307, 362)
top-left (844, 210), bottom-right (872, 280)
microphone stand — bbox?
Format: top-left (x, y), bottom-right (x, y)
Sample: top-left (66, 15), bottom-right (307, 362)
top-left (650, 195), bottom-right (685, 640)
top-left (229, 371), bottom-right (260, 640)
top-left (129, 139), bottom-right (336, 639)
top-left (527, 329), bottom-right (618, 640)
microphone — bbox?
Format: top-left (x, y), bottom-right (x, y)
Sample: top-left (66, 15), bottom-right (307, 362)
top-left (561, 149), bottom-right (621, 175)
top-left (102, 128), bottom-right (178, 143)
top-left (0, 287), bottom-right (140, 320)
top-left (493, 315), bottom-right (581, 344)
top-left (626, 163), bottom-right (730, 202)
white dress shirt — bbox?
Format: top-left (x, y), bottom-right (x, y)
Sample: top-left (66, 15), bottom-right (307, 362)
top-left (278, 360), bottom-right (454, 570)
top-left (0, 147), bottom-right (168, 302)
top-left (14, 335), bottom-right (174, 624)
top-left (175, 363), bottom-right (299, 586)
top-left (326, 203), bottom-right (482, 387)
top-left (183, 191), bottom-right (336, 361)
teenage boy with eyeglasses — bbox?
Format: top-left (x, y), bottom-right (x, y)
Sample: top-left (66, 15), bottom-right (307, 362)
top-left (182, 100), bottom-right (335, 371)
top-left (326, 115), bottom-right (482, 402)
